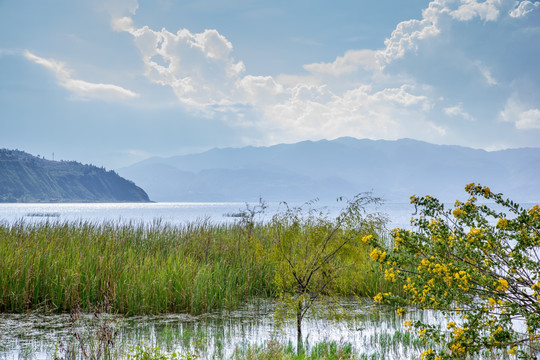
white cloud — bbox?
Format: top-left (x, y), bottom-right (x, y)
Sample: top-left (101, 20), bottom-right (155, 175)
top-left (377, 0), bottom-right (446, 65)
top-left (475, 61), bottom-right (498, 85)
top-left (377, 0), bottom-right (510, 66)
top-left (0, 48), bottom-right (19, 57)
top-left (509, 0), bottom-right (540, 17)
top-left (99, 0), bottom-right (139, 25)
top-left (112, 16), bottom-right (135, 32)
top-left (123, 25), bottom-right (246, 108)
top-left (515, 109), bottom-right (540, 129)
top-left (112, 0), bottom-right (540, 145)
top-left (23, 51), bottom-right (139, 100)
top-left (374, 85), bottom-right (431, 108)
top-left (450, 0), bottom-right (502, 22)
top-left (444, 103), bottom-right (476, 121)
top-left (303, 50), bottom-right (379, 76)
top-left (500, 98), bottom-right (540, 129)
top-left (236, 75), bottom-right (285, 104)
top-left (106, 1), bottom-right (450, 144)
top-left (257, 83), bottom-right (439, 144)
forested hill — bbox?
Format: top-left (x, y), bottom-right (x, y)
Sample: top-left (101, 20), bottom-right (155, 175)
top-left (0, 149), bottom-right (150, 203)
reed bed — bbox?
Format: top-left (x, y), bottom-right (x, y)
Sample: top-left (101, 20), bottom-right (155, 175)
top-left (0, 219), bottom-right (396, 315)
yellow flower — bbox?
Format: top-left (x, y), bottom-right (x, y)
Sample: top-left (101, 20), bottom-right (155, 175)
top-left (404, 320), bottom-right (412, 327)
top-left (369, 248), bottom-right (386, 262)
top-left (373, 293), bottom-right (383, 303)
top-left (497, 218), bottom-right (508, 229)
top-left (361, 234), bottom-right (373, 243)
top-left (453, 208), bottom-right (466, 218)
top-left (384, 269), bottom-right (396, 282)
top-left (465, 183), bottom-right (475, 192)
top-left (421, 349), bottom-right (434, 360)
top-left (529, 205), bottom-right (540, 219)
top-left (495, 278), bottom-right (509, 292)
top-left (396, 308), bottom-right (405, 316)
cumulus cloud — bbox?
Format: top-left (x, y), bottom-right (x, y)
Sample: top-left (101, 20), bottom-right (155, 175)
top-left (450, 0), bottom-right (501, 21)
top-left (236, 75), bottom-right (285, 104)
top-left (115, 13), bottom-right (444, 141)
top-left (122, 25), bottom-right (246, 109)
top-left (509, 0), bottom-right (540, 17)
top-left (24, 51), bottom-right (139, 100)
top-left (112, 16), bottom-right (135, 32)
top-left (303, 50), bottom-right (379, 76)
top-left (377, 0), bottom-right (511, 66)
top-left (444, 103), bottom-right (476, 121)
top-left (500, 98), bottom-right (540, 129)
top-left (109, 0), bottom-right (538, 144)
top-left (262, 83), bottom-right (438, 143)
top-left (377, 0), bottom-right (448, 65)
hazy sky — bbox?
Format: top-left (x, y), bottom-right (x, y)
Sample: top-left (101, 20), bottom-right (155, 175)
top-left (1, 0), bottom-right (539, 168)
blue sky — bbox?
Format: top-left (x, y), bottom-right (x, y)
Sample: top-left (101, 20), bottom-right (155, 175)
top-left (1, 0), bottom-right (539, 168)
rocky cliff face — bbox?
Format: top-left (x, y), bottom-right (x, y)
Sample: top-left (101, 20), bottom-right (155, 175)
top-left (0, 149), bottom-right (150, 203)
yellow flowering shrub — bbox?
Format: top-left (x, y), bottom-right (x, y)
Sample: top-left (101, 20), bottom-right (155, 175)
top-left (363, 183), bottom-right (540, 359)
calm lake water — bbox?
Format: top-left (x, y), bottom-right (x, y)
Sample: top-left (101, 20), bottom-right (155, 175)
top-left (0, 299), bottom-right (442, 360)
top-left (0, 201), bottom-right (415, 230)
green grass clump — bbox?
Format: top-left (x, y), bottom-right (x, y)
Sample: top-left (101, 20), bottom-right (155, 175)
top-left (0, 220), bottom-right (274, 315)
top-left (0, 217), bottom-right (398, 315)
top-left (232, 340), bottom-right (357, 360)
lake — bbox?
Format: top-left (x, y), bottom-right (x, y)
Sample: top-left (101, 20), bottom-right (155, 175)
top-left (0, 201), bottom-right (415, 230)
top-left (0, 298), bottom-right (443, 360)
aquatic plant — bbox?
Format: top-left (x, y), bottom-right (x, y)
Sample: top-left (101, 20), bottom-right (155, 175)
top-left (0, 199), bottom-right (395, 315)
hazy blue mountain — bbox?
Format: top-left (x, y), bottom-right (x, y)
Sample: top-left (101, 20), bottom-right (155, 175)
top-left (117, 138), bottom-right (540, 203)
top-left (0, 149), bottom-right (150, 203)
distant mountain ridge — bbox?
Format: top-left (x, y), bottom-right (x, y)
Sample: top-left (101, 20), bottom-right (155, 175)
top-left (117, 137), bottom-right (540, 203)
top-left (0, 149), bottom-right (150, 203)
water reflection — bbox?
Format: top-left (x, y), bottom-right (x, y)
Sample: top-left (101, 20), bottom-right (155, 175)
top-left (0, 299), bottom-right (443, 360)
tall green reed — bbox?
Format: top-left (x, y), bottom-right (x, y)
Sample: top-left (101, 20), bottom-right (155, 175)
top-left (0, 218), bottom-right (398, 315)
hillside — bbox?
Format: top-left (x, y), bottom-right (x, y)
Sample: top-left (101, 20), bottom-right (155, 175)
top-left (0, 149), bottom-right (150, 203)
top-left (118, 138), bottom-right (540, 203)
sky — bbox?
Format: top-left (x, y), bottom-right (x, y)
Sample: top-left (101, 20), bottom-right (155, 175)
top-left (1, 0), bottom-right (539, 169)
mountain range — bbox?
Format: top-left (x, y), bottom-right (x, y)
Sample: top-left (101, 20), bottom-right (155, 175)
top-left (117, 137), bottom-right (540, 203)
top-left (0, 149), bottom-right (150, 203)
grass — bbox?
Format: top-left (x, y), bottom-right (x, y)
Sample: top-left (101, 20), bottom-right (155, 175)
top-left (231, 339), bottom-right (357, 360)
top-left (0, 215), bottom-right (398, 315)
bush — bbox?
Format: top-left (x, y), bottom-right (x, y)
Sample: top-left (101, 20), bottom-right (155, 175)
top-left (364, 183), bottom-right (540, 359)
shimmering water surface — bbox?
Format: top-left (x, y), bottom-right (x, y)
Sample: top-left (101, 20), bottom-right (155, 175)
top-left (0, 201), bottom-right (414, 229)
